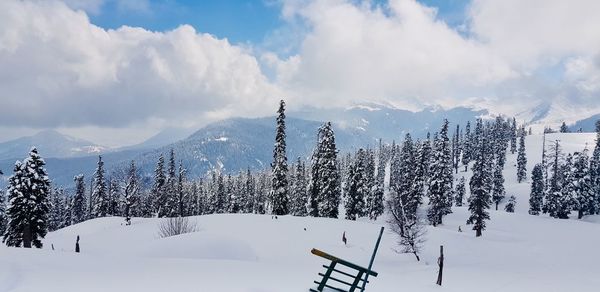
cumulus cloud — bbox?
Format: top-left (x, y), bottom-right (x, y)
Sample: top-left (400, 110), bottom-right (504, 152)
top-left (268, 0), bottom-right (600, 118)
top-left (0, 0), bottom-right (282, 131)
top-left (270, 0), bottom-right (515, 110)
top-left (1, 0), bottom-right (600, 145)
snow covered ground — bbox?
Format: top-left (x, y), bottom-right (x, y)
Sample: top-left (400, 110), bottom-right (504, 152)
top-left (1, 133), bottom-right (600, 292)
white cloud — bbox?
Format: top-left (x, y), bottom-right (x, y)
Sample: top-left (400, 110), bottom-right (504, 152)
top-left (268, 0), bottom-right (600, 119)
top-left (0, 0), bottom-right (282, 145)
top-left (2, 0), bottom-right (600, 145)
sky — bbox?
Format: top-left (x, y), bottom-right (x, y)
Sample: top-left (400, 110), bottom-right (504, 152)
top-left (0, 0), bottom-right (599, 147)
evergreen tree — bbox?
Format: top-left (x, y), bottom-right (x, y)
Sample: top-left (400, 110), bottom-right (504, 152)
top-left (344, 149), bottom-right (368, 220)
top-left (452, 124), bottom-right (461, 174)
top-left (270, 100), bottom-right (289, 215)
top-left (510, 117), bottom-right (517, 154)
top-left (72, 174), bottom-right (87, 224)
top-left (151, 154), bottom-right (166, 217)
top-left (164, 149), bottom-right (179, 217)
top-left (543, 141), bottom-right (572, 218)
top-left (560, 122), bottom-right (569, 133)
top-left (0, 188), bottom-right (7, 236)
top-left (454, 177), bottom-right (466, 207)
top-left (467, 119), bottom-right (491, 237)
top-left (366, 146), bottom-right (384, 220)
top-left (123, 161), bottom-right (139, 220)
top-left (491, 159), bottom-right (506, 210)
top-left (107, 178), bottom-right (120, 216)
top-left (308, 122), bottom-right (341, 218)
top-left (590, 120), bottom-right (600, 214)
top-left (529, 164), bottom-right (544, 215)
top-left (3, 148), bottom-right (52, 248)
top-left (177, 162), bottom-right (187, 216)
top-left (244, 168), bottom-right (256, 213)
top-left (517, 126), bottom-right (528, 183)
top-left (91, 156), bottom-right (108, 218)
top-left (572, 150), bottom-right (595, 218)
top-left (49, 187), bottom-right (65, 231)
top-left (504, 195), bottom-right (516, 213)
top-left (427, 120), bottom-right (453, 226)
top-left (462, 121), bottom-right (472, 171)
top-left (290, 158), bottom-right (308, 216)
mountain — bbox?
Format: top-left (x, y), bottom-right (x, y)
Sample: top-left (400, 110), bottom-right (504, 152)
top-left (119, 127), bottom-right (197, 151)
top-left (290, 103), bottom-right (487, 141)
top-left (127, 117), bottom-right (375, 180)
top-left (570, 114), bottom-right (600, 132)
top-left (0, 104), bottom-right (490, 187)
top-left (0, 130), bottom-right (107, 161)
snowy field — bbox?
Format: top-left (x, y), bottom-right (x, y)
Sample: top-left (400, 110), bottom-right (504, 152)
top-left (1, 133), bottom-right (600, 292)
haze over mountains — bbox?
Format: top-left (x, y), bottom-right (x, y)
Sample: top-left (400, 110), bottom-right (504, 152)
top-left (0, 104), bottom-right (598, 187)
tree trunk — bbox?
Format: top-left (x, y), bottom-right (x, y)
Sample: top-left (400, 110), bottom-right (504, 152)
top-left (23, 223), bottom-right (32, 248)
top-left (436, 245), bottom-right (444, 285)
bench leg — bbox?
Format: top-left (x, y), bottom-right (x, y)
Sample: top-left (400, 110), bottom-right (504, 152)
top-left (318, 261), bottom-right (337, 291)
top-left (349, 271), bottom-right (364, 292)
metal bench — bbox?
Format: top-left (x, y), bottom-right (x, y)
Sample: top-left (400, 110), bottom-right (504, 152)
top-left (310, 227), bottom-right (384, 292)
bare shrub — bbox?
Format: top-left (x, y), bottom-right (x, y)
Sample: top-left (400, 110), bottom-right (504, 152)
top-left (158, 217), bottom-right (198, 238)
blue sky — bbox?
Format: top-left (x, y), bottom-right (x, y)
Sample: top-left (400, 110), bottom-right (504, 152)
top-left (88, 0), bottom-right (469, 45)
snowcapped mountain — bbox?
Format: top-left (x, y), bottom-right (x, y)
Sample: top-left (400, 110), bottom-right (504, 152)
top-left (0, 130), bottom-right (107, 161)
top-left (291, 102), bottom-right (487, 141)
top-left (127, 117), bottom-right (375, 179)
top-left (118, 127), bottom-right (197, 151)
top-left (0, 105), bottom-right (491, 187)
top-left (570, 113), bottom-right (600, 132)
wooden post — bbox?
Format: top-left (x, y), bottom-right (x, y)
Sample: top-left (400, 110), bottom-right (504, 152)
top-left (75, 235), bottom-right (80, 253)
top-left (436, 245), bottom-right (444, 286)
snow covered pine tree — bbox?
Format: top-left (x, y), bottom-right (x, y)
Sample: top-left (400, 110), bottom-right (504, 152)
top-left (3, 147), bottom-right (51, 248)
top-left (270, 100), bottom-right (289, 215)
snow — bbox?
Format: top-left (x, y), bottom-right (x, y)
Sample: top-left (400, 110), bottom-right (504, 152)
top-left (1, 133), bottom-right (600, 291)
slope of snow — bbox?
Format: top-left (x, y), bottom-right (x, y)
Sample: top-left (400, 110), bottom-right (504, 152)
top-left (1, 133), bottom-right (600, 292)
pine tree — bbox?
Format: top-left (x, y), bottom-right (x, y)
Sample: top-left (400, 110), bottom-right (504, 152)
top-left (90, 156), bottom-right (108, 218)
top-left (308, 122), bottom-right (341, 218)
top-left (462, 121), bottom-right (471, 171)
top-left (366, 145), bottom-right (384, 220)
top-left (467, 119), bottom-right (491, 237)
top-left (72, 174), bottom-right (87, 224)
top-left (152, 154), bottom-right (166, 217)
top-left (290, 158), bottom-right (308, 216)
top-left (177, 162), bottom-right (187, 216)
top-left (244, 168), bottom-right (256, 213)
top-left (491, 160), bottom-right (506, 210)
top-left (590, 120), bottom-right (600, 214)
top-left (0, 188), bottom-right (7, 236)
top-left (427, 120), bottom-right (453, 226)
top-left (504, 195), bottom-right (516, 213)
top-left (452, 124), bottom-right (461, 174)
top-left (344, 149), bottom-right (368, 220)
top-left (215, 173), bottom-right (226, 213)
top-left (517, 126), bottom-right (528, 183)
top-left (163, 149), bottom-right (179, 217)
top-left (510, 117), bottom-right (517, 154)
top-left (529, 164), bottom-right (544, 215)
top-left (3, 148), bottom-right (51, 248)
top-left (107, 178), bottom-right (120, 216)
top-left (572, 149), bottom-right (595, 218)
top-left (123, 161), bottom-right (139, 220)
top-left (559, 122), bottom-right (569, 133)
top-left (270, 100), bottom-right (289, 215)
top-left (454, 177), bottom-right (466, 207)
top-left (49, 187), bottom-right (65, 231)
top-left (543, 141), bottom-right (572, 218)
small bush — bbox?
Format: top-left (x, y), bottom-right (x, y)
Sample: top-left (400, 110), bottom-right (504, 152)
top-left (158, 217), bottom-right (198, 238)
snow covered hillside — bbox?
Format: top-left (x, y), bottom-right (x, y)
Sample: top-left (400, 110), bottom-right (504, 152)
top-left (1, 133), bottom-right (599, 292)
